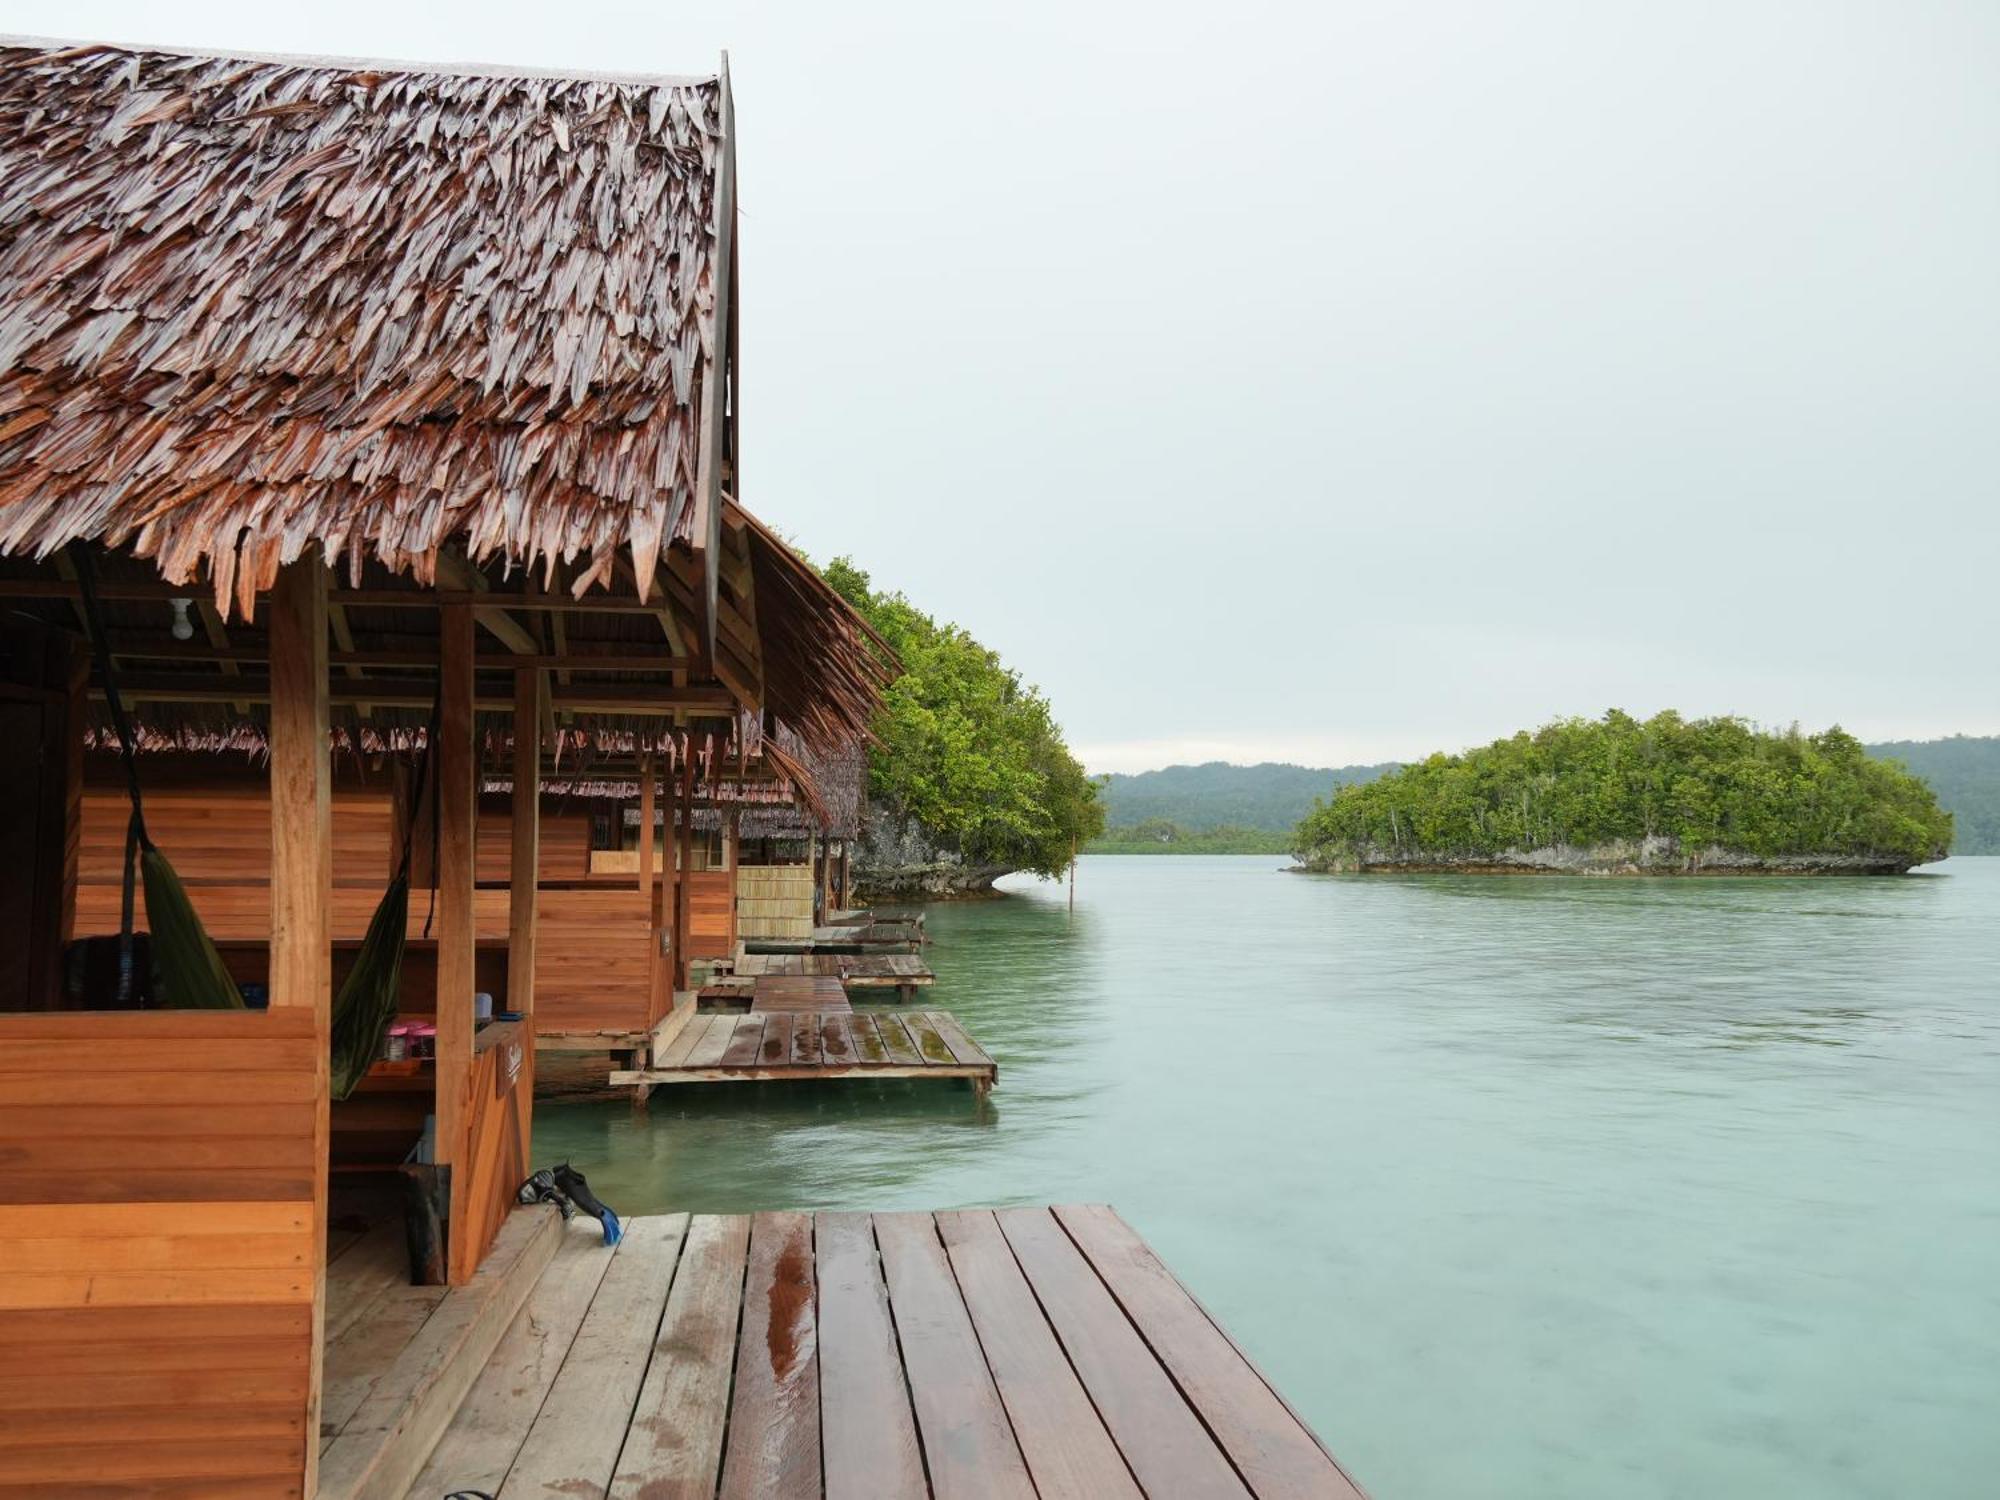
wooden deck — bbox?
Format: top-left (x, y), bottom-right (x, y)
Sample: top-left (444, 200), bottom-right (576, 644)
top-left (408, 1207), bottom-right (1367, 1499)
top-left (734, 950), bottom-right (935, 993)
top-left (614, 1009), bottom-right (996, 1089)
top-left (752, 974), bottom-right (852, 1013)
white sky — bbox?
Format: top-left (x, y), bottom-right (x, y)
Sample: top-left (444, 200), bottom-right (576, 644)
top-left (8, 1), bottom-right (1996, 774)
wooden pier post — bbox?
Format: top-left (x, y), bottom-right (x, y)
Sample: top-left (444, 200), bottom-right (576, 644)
top-left (436, 601), bottom-right (477, 1285)
top-left (508, 666), bottom-right (543, 1162)
top-left (268, 550), bottom-right (331, 1496)
top-left (674, 751), bottom-right (695, 989)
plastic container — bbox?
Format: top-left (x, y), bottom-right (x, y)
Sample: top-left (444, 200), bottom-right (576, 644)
top-left (474, 991), bottom-right (494, 1023)
top-left (384, 1023), bottom-right (410, 1062)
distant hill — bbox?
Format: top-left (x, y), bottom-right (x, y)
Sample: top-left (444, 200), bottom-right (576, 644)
top-left (1865, 735), bottom-right (2000, 854)
top-left (1094, 760), bottom-right (1398, 837)
top-left (1092, 736), bottom-right (2000, 855)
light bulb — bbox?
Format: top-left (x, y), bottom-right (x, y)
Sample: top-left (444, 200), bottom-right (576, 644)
top-left (169, 598), bottom-right (195, 642)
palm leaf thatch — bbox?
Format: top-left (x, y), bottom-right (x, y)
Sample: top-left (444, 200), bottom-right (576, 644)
top-left (0, 41), bottom-right (722, 613)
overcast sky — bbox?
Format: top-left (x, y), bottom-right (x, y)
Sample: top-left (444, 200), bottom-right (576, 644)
top-left (8, 1), bottom-right (1996, 772)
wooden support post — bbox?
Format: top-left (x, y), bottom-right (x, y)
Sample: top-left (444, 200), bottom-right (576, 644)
top-left (725, 809), bottom-right (741, 952)
top-left (674, 752), bottom-right (695, 991)
top-left (268, 552), bottom-right (331, 1497)
top-left (637, 749), bottom-right (656, 938)
top-left (436, 602), bottom-right (477, 1285)
top-left (662, 752), bottom-right (681, 1007)
top-left (508, 667), bottom-right (544, 1164)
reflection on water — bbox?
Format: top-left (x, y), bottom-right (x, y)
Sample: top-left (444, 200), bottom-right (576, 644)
top-left (537, 856), bottom-right (2000, 1500)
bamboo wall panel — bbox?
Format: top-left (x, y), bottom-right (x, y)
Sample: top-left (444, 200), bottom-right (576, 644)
top-left (737, 863), bottom-right (814, 940)
top-left (0, 1008), bottom-right (317, 1496)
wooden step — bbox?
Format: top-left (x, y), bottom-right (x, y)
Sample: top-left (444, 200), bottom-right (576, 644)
top-left (317, 1204), bottom-right (562, 1500)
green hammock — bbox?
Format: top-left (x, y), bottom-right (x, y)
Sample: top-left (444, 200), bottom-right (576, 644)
top-left (70, 545), bottom-right (242, 1010)
top-left (331, 700), bottom-right (436, 1099)
top-left (69, 546), bottom-right (423, 1077)
top-left (332, 872), bottom-right (410, 1099)
top-left (141, 839), bottom-right (244, 1008)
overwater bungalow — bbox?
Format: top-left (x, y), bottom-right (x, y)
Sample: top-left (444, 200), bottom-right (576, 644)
top-left (0, 37), bottom-right (1365, 1498)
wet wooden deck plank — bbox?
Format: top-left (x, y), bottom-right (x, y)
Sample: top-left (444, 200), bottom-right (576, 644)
top-left (609, 1214), bottom-right (750, 1500)
top-left (814, 1213), bottom-right (926, 1500)
top-left (873, 1212), bottom-right (1037, 1500)
top-left (925, 1012), bottom-right (996, 1070)
top-left (1053, 1204), bottom-right (1367, 1500)
top-left (757, 1012), bottom-right (794, 1066)
top-left (607, 1011), bottom-right (996, 1088)
top-left (717, 1212), bottom-right (820, 1499)
top-left (717, 1014), bottom-right (767, 1067)
top-left (819, 1013), bottom-right (857, 1067)
top-left (789, 1012), bottom-right (823, 1066)
top-left (998, 1207), bottom-right (1252, 1498)
top-left (874, 1013), bottom-right (926, 1066)
top-left (849, 1013), bottom-right (891, 1065)
top-left (495, 1214), bottom-right (687, 1499)
top-left (936, 1209), bottom-right (1144, 1499)
top-left (900, 1011), bottom-right (958, 1066)
top-left (429, 1208), bottom-right (1358, 1500)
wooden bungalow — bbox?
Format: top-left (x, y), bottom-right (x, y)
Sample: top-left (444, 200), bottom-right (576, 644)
top-left (0, 36), bottom-right (1366, 1500)
top-left (0, 36), bottom-right (882, 1495)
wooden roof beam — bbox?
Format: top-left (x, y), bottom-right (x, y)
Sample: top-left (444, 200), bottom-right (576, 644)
top-left (437, 552), bottom-right (538, 656)
top-left (0, 578), bottom-right (719, 614)
top-left (96, 676), bottom-right (740, 715)
top-left (93, 640), bottom-right (696, 672)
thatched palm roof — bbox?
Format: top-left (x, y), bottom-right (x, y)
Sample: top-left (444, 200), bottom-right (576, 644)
top-left (0, 37), bottom-right (896, 771)
top-left (0, 38), bottom-right (725, 611)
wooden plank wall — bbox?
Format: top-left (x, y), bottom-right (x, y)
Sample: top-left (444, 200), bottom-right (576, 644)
top-left (449, 1027), bottom-right (533, 1284)
top-left (685, 870), bottom-right (734, 960)
top-left (0, 1009), bottom-right (318, 1498)
top-left (534, 888), bottom-right (653, 1034)
top-left (76, 787), bottom-right (657, 1036)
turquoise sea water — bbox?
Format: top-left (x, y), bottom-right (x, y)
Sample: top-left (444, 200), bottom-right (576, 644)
top-left (537, 856), bottom-right (2000, 1499)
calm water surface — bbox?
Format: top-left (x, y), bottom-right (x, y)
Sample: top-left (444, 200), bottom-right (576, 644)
top-left (539, 856), bottom-right (2000, 1499)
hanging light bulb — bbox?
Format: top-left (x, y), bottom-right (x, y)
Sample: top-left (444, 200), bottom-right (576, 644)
top-left (169, 597), bottom-right (195, 642)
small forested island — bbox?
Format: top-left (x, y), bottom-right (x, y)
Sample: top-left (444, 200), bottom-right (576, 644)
top-left (1291, 712), bottom-right (1953, 875)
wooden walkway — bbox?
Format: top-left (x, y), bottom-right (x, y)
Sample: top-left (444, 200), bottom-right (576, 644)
top-left (752, 975), bottom-right (851, 1013)
top-left (735, 951), bottom-right (935, 994)
top-left (615, 1010), bottom-right (995, 1089)
top-left (409, 1207), bottom-right (1367, 1499)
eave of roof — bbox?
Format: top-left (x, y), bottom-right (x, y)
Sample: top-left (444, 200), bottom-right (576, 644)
top-left (0, 36), bottom-right (730, 614)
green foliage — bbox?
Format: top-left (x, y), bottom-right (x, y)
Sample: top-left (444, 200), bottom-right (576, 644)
top-left (823, 558), bottom-right (1104, 879)
top-left (1295, 711), bottom-right (1954, 868)
top-left (1087, 820), bottom-right (1293, 855)
top-left (1862, 735), bottom-right (2000, 854)
top-left (1098, 760), bottom-right (1396, 834)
